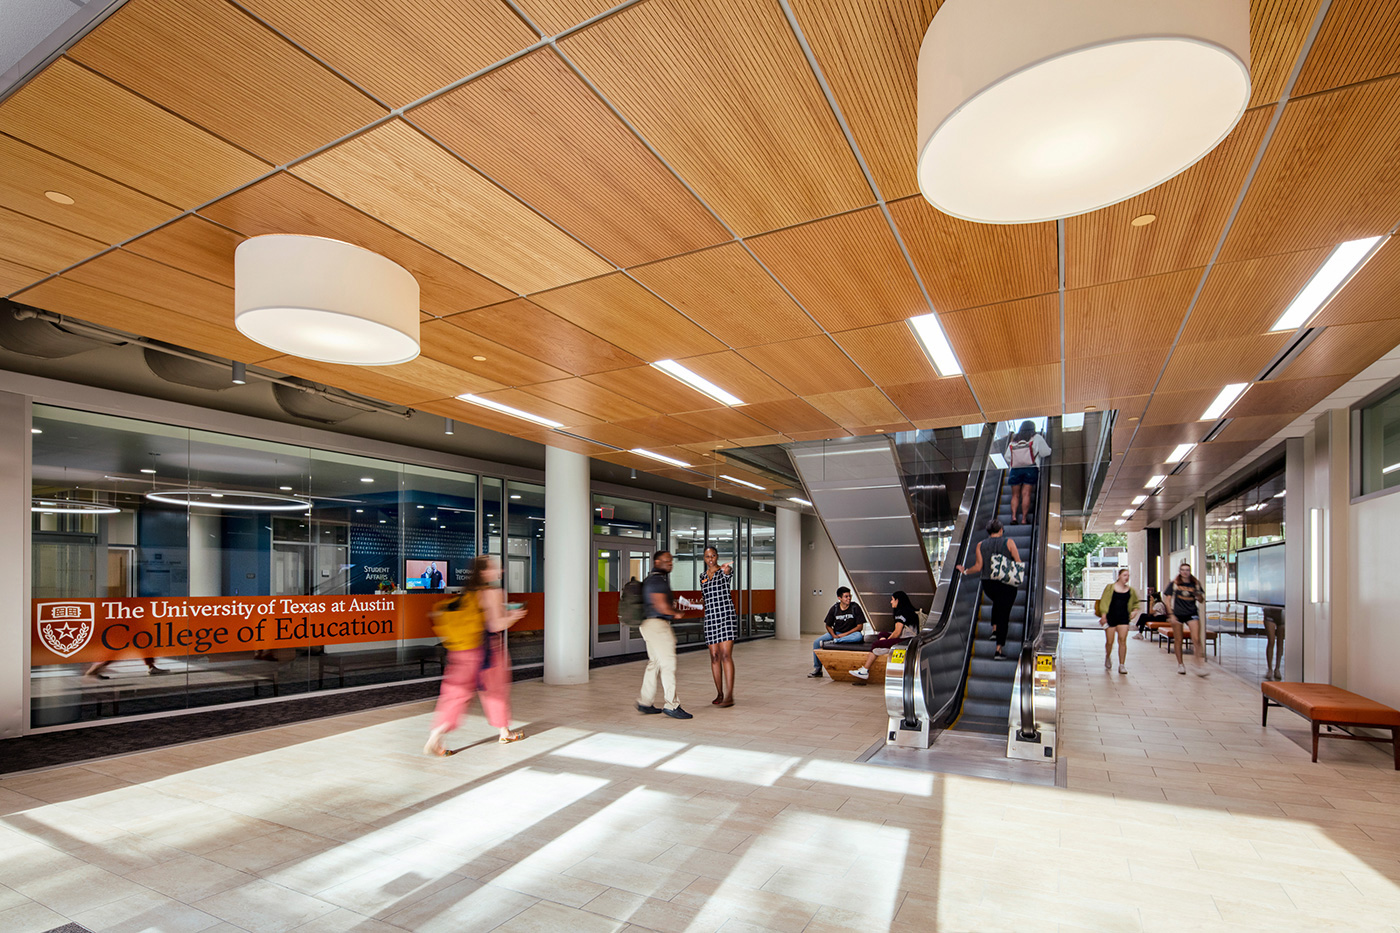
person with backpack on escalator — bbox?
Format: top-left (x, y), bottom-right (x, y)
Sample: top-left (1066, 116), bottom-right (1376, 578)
top-left (956, 519), bottom-right (1023, 661)
top-left (1006, 420), bottom-right (1051, 525)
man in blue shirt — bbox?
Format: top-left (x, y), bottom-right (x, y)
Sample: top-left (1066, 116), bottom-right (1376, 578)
top-left (636, 550), bottom-right (692, 719)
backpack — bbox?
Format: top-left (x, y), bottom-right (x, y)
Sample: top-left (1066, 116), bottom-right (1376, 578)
top-left (1008, 438), bottom-right (1036, 468)
top-left (431, 594), bottom-right (485, 651)
top-left (618, 576), bottom-right (646, 633)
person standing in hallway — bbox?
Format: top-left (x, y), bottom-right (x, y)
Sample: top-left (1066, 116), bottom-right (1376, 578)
top-left (425, 555), bottom-right (525, 756)
top-left (1165, 561), bottom-right (1210, 677)
top-left (637, 550), bottom-right (692, 719)
top-left (956, 519), bottom-right (1021, 660)
top-left (1006, 420), bottom-right (1051, 524)
top-left (700, 546), bottom-right (737, 707)
top-left (851, 591), bottom-right (919, 682)
top-left (808, 586), bottom-right (867, 678)
top-left (1134, 589), bottom-right (1167, 640)
top-left (1096, 568), bottom-right (1139, 674)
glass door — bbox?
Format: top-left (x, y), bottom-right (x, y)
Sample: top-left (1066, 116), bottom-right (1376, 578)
top-left (593, 542), bottom-right (652, 658)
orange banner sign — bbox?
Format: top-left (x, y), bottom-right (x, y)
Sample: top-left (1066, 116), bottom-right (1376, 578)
top-left (31, 594), bottom-right (446, 665)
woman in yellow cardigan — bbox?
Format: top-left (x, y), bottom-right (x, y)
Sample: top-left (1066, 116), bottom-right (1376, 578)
top-left (1096, 567), bottom-right (1140, 674)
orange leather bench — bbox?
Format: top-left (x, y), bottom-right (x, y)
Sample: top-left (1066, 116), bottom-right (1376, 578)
top-left (1262, 682), bottom-right (1400, 770)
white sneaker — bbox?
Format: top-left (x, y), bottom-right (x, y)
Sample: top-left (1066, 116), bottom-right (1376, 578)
top-left (850, 667), bottom-right (869, 680)
top-left (1132, 633), bottom-right (1144, 640)
top-left (1104, 655), bottom-right (1112, 670)
top-left (1178, 664), bottom-right (1186, 675)
top-left (1118, 664), bottom-right (1127, 674)
top-left (1195, 665), bottom-right (1211, 677)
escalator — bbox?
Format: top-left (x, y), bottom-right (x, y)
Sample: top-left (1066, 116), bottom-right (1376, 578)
top-left (884, 425), bottom-right (1055, 750)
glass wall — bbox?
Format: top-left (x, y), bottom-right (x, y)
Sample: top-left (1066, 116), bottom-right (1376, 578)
top-left (30, 405), bottom-right (488, 726)
top-left (593, 494), bottom-right (654, 538)
top-left (668, 506), bottom-right (706, 591)
top-left (1358, 383), bottom-right (1400, 496)
top-left (505, 481), bottom-right (545, 667)
top-left (1202, 468), bottom-right (1286, 683)
top-left (749, 518), bottom-right (776, 634)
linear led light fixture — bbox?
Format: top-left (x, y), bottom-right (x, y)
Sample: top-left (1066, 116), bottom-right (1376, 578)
top-left (1166, 443), bottom-right (1195, 463)
top-left (650, 360), bottom-right (742, 406)
top-left (907, 313), bottom-right (962, 376)
top-left (1309, 507), bottom-right (1321, 603)
top-left (789, 497), bottom-right (813, 507)
top-left (720, 474), bottom-right (765, 490)
top-left (1114, 519), bottom-right (1126, 526)
top-left (1132, 495), bottom-right (1148, 505)
top-left (455, 393), bottom-right (562, 428)
top-left (631, 448), bottom-right (689, 468)
top-left (1062, 413), bottom-right (1085, 431)
top-left (1270, 236), bottom-right (1385, 332)
top-left (1274, 489), bottom-right (1287, 497)
top-left (1121, 510), bottom-right (1135, 517)
top-left (1145, 475), bottom-right (1166, 488)
top-left (1200, 384), bottom-right (1248, 421)
top-left (961, 423), bottom-right (981, 439)
top-left (989, 452), bottom-right (1008, 469)
top-left (1383, 462), bottom-right (1400, 475)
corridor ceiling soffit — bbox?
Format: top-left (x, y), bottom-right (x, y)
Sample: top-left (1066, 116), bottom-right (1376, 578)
top-left (2, 0), bottom-right (1400, 517)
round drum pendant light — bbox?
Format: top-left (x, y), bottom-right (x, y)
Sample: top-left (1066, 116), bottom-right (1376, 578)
top-left (234, 235), bottom-right (421, 365)
top-left (917, 0), bottom-right (1250, 224)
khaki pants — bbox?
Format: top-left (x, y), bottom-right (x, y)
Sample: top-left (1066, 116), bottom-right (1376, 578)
top-left (638, 618), bottom-right (679, 710)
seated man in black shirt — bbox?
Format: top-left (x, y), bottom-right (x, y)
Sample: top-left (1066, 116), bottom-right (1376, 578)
top-left (808, 587), bottom-right (867, 678)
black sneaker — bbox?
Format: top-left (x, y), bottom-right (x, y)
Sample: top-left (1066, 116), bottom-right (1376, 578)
top-left (664, 707), bottom-right (693, 720)
top-left (636, 702), bottom-right (663, 714)
top-left (807, 669), bottom-right (824, 678)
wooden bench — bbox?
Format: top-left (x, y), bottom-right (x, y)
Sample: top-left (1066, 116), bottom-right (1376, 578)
top-left (1149, 620), bottom-right (1218, 655)
top-left (1262, 682), bottom-right (1400, 770)
top-left (817, 648), bottom-right (889, 684)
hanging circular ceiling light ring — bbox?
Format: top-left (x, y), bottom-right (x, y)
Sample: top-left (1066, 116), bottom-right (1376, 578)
top-left (144, 489), bottom-right (312, 511)
top-left (32, 499), bottom-right (122, 514)
top-left (917, 0), bottom-right (1251, 224)
top-left (234, 234), bottom-right (421, 366)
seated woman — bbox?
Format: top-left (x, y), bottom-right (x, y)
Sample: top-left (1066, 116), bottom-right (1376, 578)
top-left (850, 591), bottom-right (919, 682)
top-left (1134, 589), bottom-right (1168, 640)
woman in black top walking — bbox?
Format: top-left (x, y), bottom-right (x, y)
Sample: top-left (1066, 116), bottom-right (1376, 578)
top-left (1096, 568), bottom-right (1140, 674)
top-left (956, 519), bottom-right (1021, 660)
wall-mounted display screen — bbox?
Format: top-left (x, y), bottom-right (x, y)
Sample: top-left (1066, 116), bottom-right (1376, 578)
top-left (1236, 542), bottom-right (1284, 607)
top-left (404, 559), bottom-right (448, 591)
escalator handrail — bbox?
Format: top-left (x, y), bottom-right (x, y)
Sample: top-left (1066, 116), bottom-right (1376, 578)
top-left (900, 426), bottom-right (992, 728)
top-left (1017, 459), bottom-right (1053, 738)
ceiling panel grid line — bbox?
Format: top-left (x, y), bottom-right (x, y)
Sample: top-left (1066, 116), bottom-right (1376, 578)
top-left (772, 0), bottom-right (987, 420)
top-left (1094, 0), bottom-right (1337, 532)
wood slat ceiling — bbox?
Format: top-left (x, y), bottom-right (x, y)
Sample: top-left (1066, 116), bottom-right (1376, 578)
top-left (4, 0), bottom-right (1400, 517)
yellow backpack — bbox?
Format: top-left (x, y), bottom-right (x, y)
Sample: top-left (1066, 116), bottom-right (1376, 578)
top-left (432, 593), bottom-right (484, 651)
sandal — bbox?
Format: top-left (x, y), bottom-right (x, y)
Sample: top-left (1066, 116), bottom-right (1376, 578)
top-left (717, 697), bottom-right (734, 708)
top-left (498, 731), bottom-right (525, 744)
top-left (712, 695), bottom-right (725, 706)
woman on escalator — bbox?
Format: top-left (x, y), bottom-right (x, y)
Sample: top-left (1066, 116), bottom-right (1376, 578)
top-left (1006, 421), bottom-right (1051, 525)
top-left (955, 519), bottom-right (1022, 661)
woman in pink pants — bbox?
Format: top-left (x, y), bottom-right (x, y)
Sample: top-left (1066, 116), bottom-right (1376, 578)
top-left (425, 555), bottom-right (525, 756)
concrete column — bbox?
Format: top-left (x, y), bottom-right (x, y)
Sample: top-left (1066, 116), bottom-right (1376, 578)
top-left (1192, 496), bottom-right (1208, 576)
top-left (774, 505), bottom-right (801, 640)
top-left (1284, 437), bottom-right (1305, 682)
top-left (543, 445), bottom-right (590, 684)
top-left (1125, 531), bottom-right (1147, 594)
top-left (0, 391), bottom-right (29, 738)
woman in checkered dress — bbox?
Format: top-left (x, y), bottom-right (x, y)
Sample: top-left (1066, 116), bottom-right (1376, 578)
top-left (701, 546), bottom-right (737, 708)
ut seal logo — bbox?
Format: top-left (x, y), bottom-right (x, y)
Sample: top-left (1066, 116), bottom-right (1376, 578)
top-left (36, 601), bottom-right (97, 658)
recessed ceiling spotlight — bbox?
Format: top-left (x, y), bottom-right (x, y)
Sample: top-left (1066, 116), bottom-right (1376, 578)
top-left (1083, 404), bottom-right (1097, 411)
top-left (472, 355), bottom-right (487, 361)
top-left (44, 190), bottom-right (75, 205)
top-left (1127, 416), bottom-right (1139, 422)
top-left (916, 0), bottom-right (1250, 223)
top-left (1131, 213), bottom-right (1157, 227)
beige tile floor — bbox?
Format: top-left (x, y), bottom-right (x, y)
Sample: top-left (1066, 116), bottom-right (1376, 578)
top-left (1, 633), bottom-right (1398, 933)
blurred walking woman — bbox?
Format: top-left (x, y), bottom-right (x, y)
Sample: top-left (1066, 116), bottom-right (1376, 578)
top-left (1096, 567), bottom-right (1139, 674)
top-left (956, 519), bottom-right (1021, 660)
top-left (425, 555), bottom-right (524, 756)
top-left (701, 546), bottom-right (737, 707)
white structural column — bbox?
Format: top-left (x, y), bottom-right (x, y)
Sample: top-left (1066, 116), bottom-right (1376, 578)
top-left (543, 445), bottom-right (590, 685)
top-left (774, 506), bottom-right (801, 640)
top-left (0, 391), bottom-right (29, 738)
top-left (1125, 531), bottom-right (1147, 592)
top-left (1284, 436), bottom-right (1305, 682)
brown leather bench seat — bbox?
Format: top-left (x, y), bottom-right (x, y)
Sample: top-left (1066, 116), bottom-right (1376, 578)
top-left (1262, 682), bottom-right (1400, 770)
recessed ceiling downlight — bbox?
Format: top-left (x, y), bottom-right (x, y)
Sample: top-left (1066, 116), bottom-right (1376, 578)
top-left (234, 235), bottom-right (421, 366)
top-left (916, 0), bottom-right (1250, 223)
top-left (145, 489), bottom-right (311, 511)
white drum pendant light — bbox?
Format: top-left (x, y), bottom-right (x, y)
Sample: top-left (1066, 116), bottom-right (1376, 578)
top-left (234, 235), bottom-right (421, 365)
top-left (917, 0), bottom-right (1250, 224)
